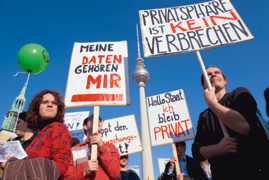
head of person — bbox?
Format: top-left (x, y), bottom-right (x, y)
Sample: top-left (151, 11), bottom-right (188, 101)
top-left (264, 87), bottom-right (269, 117)
top-left (120, 155), bottom-right (128, 168)
top-left (200, 66), bottom-right (227, 91)
top-left (70, 137), bottom-right (80, 147)
top-left (83, 114), bottom-right (102, 136)
top-left (27, 89), bottom-right (65, 130)
top-left (200, 160), bottom-right (210, 169)
top-left (175, 141), bottom-right (186, 158)
top-left (15, 111), bottom-right (33, 137)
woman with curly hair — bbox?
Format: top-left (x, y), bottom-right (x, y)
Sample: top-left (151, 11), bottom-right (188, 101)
top-left (1, 90), bottom-right (72, 180)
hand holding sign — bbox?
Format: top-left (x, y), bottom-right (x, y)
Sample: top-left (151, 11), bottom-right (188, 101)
top-left (90, 132), bottom-right (103, 148)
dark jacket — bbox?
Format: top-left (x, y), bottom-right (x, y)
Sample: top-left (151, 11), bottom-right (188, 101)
top-left (161, 155), bottom-right (208, 180)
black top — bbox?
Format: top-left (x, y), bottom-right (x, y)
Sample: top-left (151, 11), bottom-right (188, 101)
top-left (38, 118), bottom-right (57, 131)
top-left (192, 87), bottom-right (269, 180)
top-left (12, 133), bottom-right (37, 150)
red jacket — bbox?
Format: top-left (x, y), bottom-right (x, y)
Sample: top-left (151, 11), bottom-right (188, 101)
top-left (64, 139), bottom-right (120, 180)
top-left (25, 122), bottom-right (72, 176)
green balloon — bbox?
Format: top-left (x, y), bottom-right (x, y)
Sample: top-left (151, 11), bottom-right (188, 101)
top-left (17, 43), bottom-right (50, 74)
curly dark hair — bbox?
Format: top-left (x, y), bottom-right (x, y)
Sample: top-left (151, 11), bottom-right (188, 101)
top-left (26, 89), bottom-right (65, 130)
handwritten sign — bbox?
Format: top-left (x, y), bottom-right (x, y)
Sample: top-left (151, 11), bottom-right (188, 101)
top-left (101, 115), bottom-right (142, 155)
top-left (139, 0), bottom-right (254, 57)
top-left (64, 111), bottom-right (90, 138)
top-left (146, 89), bottom-right (195, 146)
top-left (65, 41), bottom-right (130, 107)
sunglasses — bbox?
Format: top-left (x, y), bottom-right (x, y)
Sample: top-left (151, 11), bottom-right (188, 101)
top-left (120, 156), bottom-right (128, 159)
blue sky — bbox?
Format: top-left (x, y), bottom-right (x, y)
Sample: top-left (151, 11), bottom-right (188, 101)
top-left (0, 0), bottom-right (269, 179)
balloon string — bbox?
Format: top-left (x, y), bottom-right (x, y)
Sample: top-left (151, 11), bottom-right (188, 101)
top-left (12, 72), bottom-right (31, 138)
top-left (13, 71), bottom-right (27, 77)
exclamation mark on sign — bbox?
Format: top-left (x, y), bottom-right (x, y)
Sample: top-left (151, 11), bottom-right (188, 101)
top-left (125, 143), bottom-right (129, 153)
top-left (76, 122), bottom-right (80, 129)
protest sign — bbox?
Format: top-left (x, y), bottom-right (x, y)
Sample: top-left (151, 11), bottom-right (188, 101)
top-left (158, 158), bottom-right (170, 174)
top-left (64, 111), bottom-right (90, 138)
top-left (146, 89), bottom-right (195, 146)
top-left (139, 0), bottom-right (254, 57)
top-left (101, 115), bottom-right (142, 156)
top-left (64, 41), bottom-right (130, 107)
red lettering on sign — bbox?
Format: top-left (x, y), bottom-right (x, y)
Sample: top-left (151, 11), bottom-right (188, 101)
top-left (154, 127), bottom-right (161, 140)
top-left (202, 17), bottom-right (209, 27)
top-left (113, 55), bottom-right (122, 64)
top-left (82, 56), bottom-right (88, 65)
top-left (161, 125), bottom-right (171, 139)
top-left (98, 55), bottom-right (105, 63)
top-left (210, 11), bottom-right (238, 26)
top-left (106, 55), bottom-right (113, 63)
top-left (86, 74), bottom-right (121, 89)
top-left (162, 103), bottom-right (174, 113)
top-left (86, 75), bottom-right (101, 89)
top-left (103, 74), bottom-right (107, 88)
top-left (153, 119), bottom-right (190, 140)
top-left (110, 74), bottom-right (121, 88)
top-left (71, 94), bottom-right (123, 102)
top-left (170, 22), bottom-right (188, 33)
top-left (186, 19), bottom-right (202, 30)
top-left (89, 55), bottom-right (96, 64)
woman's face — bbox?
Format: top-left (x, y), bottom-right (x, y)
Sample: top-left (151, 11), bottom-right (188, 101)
top-left (39, 93), bottom-right (58, 120)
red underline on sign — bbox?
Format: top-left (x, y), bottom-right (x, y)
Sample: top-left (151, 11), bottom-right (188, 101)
top-left (71, 94), bottom-right (124, 102)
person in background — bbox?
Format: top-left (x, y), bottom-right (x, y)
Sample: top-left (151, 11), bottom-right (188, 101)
top-left (1, 89), bottom-right (72, 180)
top-left (162, 141), bottom-right (208, 180)
top-left (192, 66), bottom-right (269, 180)
top-left (116, 154), bottom-right (140, 180)
top-left (11, 111), bottom-right (36, 150)
top-left (64, 114), bottom-right (120, 180)
top-left (0, 111), bottom-right (36, 180)
top-left (70, 137), bottom-right (80, 148)
top-left (200, 160), bottom-right (212, 180)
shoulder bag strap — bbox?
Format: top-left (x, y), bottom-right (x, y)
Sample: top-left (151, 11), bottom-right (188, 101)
top-left (26, 128), bottom-right (51, 154)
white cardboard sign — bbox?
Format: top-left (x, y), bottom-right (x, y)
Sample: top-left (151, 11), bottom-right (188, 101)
top-left (64, 111), bottom-right (90, 138)
top-left (158, 158), bottom-right (170, 174)
top-left (139, 0), bottom-right (254, 57)
top-left (146, 89), bottom-right (195, 147)
top-left (101, 115), bottom-right (142, 156)
top-left (65, 41), bottom-right (130, 107)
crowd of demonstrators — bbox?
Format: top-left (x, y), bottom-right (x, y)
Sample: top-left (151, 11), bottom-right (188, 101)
top-left (192, 66), bottom-right (269, 180)
top-left (1, 67), bottom-right (269, 180)
top-left (116, 154), bottom-right (140, 180)
top-left (160, 141), bottom-right (208, 180)
top-left (1, 89), bottom-right (72, 180)
top-left (64, 114), bottom-right (120, 180)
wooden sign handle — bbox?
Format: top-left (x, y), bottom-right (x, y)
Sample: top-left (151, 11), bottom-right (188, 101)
top-left (172, 143), bottom-right (181, 175)
top-left (91, 106), bottom-right (100, 160)
top-left (196, 50), bottom-right (229, 137)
